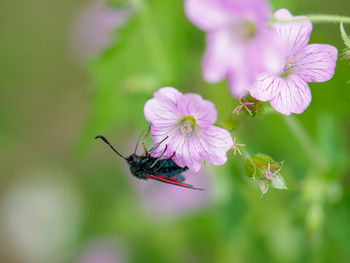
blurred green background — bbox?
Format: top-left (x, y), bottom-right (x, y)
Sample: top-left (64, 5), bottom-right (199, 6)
top-left (1, 0), bottom-right (350, 262)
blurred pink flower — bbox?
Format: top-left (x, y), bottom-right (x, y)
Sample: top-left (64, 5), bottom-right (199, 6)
top-left (69, 0), bottom-right (130, 62)
top-left (250, 9), bottom-right (338, 115)
top-left (133, 169), bottom-right (213, 218)
top-left (185, 0), bottom-right (281, 97)
top-left (144, 87), bottom-right (233, 172)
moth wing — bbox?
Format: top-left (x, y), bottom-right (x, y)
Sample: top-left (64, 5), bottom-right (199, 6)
top-left (146, 174), bottom-right (205, 191)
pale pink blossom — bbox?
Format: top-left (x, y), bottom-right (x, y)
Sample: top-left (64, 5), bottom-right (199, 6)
top-left (185, 0), bottom-right (281, 97)
top-left (250, 9), bottom-right (338, 115)
top-left (69, 0), bottom-right (130, 62)
top-left (144, 87), bottom-right (233, 172)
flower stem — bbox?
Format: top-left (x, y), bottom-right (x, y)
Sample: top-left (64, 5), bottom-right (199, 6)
top-left (282, 116), bottom-right (327, 169)
top-left (273, 14), bottom-right (350, 24)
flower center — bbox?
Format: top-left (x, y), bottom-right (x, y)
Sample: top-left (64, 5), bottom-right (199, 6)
top-left (235, 20), bottom-right (257, 41)
top-left (280, 57), bottom-right (296, 78)
top-left (179, 116), bottom-right (196, 136)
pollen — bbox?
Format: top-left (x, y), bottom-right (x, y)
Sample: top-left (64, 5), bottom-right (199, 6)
top-left (179, 116), bottom-right (197, 135)
top-left (281, 57), bottom-right (296, 78)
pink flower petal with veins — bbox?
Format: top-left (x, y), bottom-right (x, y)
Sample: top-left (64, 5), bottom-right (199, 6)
top-left (251, 73), bottom-right (284, 102)
top-left (294, 44), bottom-right (338, 82)
top-left (270, 75), bottom-right (311, 115)
top-left (198, 126), bottom-right (233, 165)
top-left (273, 9), bottom-right (313, 54)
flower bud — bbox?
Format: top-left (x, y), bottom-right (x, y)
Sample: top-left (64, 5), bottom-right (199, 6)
top-left (245, 154), bottom-right (287, 194)
top-left (232, 97), bottom-right (264, 118)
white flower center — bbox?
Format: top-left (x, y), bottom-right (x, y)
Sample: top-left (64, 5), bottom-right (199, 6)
top-left (180, 121), bottom-right (194, 135)
top-left (179, 116), bottom-right (196, 136)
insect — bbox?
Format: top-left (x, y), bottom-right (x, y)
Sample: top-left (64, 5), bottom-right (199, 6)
top-left (95, 128), bottom-right (204, 190)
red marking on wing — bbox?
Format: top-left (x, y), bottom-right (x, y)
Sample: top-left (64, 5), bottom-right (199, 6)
top-left (146, 174), bottom-right (204, 190)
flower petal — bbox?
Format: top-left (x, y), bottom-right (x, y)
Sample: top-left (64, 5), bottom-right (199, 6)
top-left (144, 98), bottom-right (181, 127)
top-left (202, 30), bottom-right (234, 83)
top-left (227, 70), bottom-right (250, 98)
top-left (150, 129), bottom-right (183, 165)
top-left (270, 75), bottom-right (311, 115)
top-left (153, 87), bottom-right (182, 108)
top-left (185, 0), bottom-right (231, 31)
top-left (197, 126), bottom-right (233, 166)
top-left (185, 0), bottom-right (271, 32)
top-left (173, 135), bottom-right (202, 172)
top-left (294, 44), bottom-right (338, 82)
top-left (227, 30), bottom-right (285, 98)
top-left (273, 9), bottom-right (312, 55)
top-left (177, 93), bottom-right (218, 127)
top-left (250, 72), bottom-right (284, 101)
top-left (144, 87), bottom-right (183, 126)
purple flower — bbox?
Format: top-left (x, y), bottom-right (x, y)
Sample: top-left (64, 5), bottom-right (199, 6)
top-left (144, 87), bottom-right (233, 172)
top-left (69, 0), bottom-right (130, 62)
top-left (250, 9), bottom-right (338, 115)
top-left (185, 0), bottom-right (281, 97)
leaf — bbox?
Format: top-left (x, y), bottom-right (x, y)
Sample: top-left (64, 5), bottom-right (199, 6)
top-left (340, 23), bottom-right (350, 49)
top-left (340, 23), bottom-right (350, 60)
top-left (244, 157), bottom-right (257, 179)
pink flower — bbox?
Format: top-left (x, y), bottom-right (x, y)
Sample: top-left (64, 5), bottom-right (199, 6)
top-left (250, 9), bottom-right (338, 115)
top-left (144, 87), bottom-right (233, 172)
top-left (69, 0), bottom-right (130, 62)
top-left (185, 0), bottom-right (280, 97)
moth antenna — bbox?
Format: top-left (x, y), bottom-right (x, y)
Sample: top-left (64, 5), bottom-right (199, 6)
top-left (95, 135), bottom-right (127, 160)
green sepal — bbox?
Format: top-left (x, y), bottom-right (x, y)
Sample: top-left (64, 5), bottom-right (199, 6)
top-left (245, 154), bottom-right (286, 194)
top-left (271, 174), bottom-right (287, 190)
top-left (340, 23), bottom-right (350, 59)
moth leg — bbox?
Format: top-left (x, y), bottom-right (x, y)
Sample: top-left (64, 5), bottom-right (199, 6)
top-left (149, 135), bottom-right (168, 155)
top-left (153, 152), bottom-right (176, 172)
top-left (149, 145), bottom-right (168, 169)
top-left (142, 126), bottom-right (151, 156)
top-left (142, 126), bottom-right (168, 157)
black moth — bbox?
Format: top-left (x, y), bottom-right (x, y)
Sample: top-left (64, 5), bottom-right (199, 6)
top-left (95, 128), bottom-right (204, 190)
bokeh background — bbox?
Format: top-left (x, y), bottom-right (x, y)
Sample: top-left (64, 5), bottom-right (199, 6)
top-left (1, 0), bottom-right (350, 262)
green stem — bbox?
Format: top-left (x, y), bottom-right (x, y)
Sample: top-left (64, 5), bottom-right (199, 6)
top-left (273, 14), bottom-right (350, 24)
top-left (282, 116), bottom-right (327, 169)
